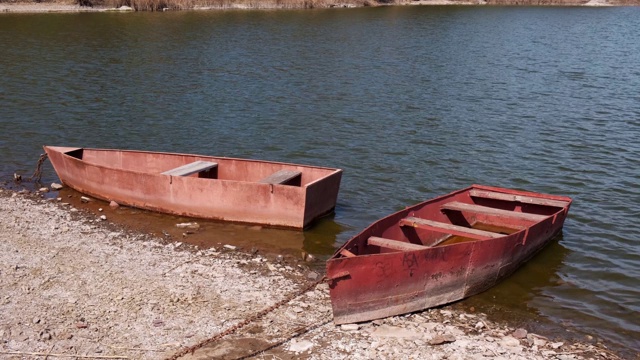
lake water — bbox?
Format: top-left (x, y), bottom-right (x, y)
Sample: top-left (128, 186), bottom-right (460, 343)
top-left (1, 6), bottom-right (638, 356)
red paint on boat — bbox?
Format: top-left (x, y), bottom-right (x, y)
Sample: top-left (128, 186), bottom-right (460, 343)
top-left (44, 146), bottom-right (342, 229)
top-left (326, 184), bottom-right (571, 324)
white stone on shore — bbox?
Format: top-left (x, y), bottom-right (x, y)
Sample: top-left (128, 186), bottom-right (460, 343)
top-left (288, 339), bottom-right (314, 353)
top-left (341, 323), bottom-right (360, 331)
top-left (51, 183), bottom-right (63, 190)
top-left (501, 335), bottom-right (521, 347)
top-left (551, 341), bottom-right (564, 349)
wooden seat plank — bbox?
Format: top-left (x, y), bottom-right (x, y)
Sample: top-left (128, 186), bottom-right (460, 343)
top-left (399, 217), bottom-right (503, 240)
top-left (469, 189), bottom-right (569, 208)
top-left (441, 201), bottom-right (548, 222)
top-left (162, 161), bottom-right (218, 176)
top-left (339, 249), bottom-right (356, 258)
top-left (368, 236), bottom-right (429, 251)
top-left (259, 169), bottom-right (301, 185)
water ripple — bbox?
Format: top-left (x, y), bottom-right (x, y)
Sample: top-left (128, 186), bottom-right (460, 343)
top-left (1, 6), bottom-right (639, 355)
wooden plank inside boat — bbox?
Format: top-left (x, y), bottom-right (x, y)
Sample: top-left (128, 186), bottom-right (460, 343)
top-left (441, 201), bottom-right (548, 222)
top-left (258, 169), bottom-right (302, 185)
top-left (339, 249), bottom-right (356, 258)
top-left (367, 236), bottom-right (429, 251)
top-left (399, 217), bottom-right (504, 240)
top-left (469, 189), bottom-right (570, 208)
top-left (162, 161), bottom-right (218, 176)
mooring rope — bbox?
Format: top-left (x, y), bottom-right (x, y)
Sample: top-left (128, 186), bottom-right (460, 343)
top-left (27, 153), bottom-right (48, 183)
top-left (165, 275), bottom-right (328, 360)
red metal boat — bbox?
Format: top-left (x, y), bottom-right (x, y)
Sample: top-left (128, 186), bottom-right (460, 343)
top-left (44, 146), bottom-right (342, 229)
top-left (326, 184), bottom-right (571, 324)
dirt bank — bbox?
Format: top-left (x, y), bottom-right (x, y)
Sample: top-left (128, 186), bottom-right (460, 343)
top-left (1, 0), bottom-right (637, 13)
top-left (0, 188), bottom-right (622, 360)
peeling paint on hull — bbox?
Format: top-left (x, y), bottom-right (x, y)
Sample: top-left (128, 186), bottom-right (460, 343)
top-left (44, 146), bottom-right (342, 229)
top-left (327, 184), bottom-right (571, 324)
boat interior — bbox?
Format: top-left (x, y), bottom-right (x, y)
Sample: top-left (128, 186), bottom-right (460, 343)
top-left (338, 188), bottom-right (570, 258)
top-left (59, 147), bottom-right (342, 187)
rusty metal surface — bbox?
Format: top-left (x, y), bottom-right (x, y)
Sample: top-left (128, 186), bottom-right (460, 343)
top-left (44, 146), bottom-right (342, 229)
top-left (326, 184), bottom-right (572, 324)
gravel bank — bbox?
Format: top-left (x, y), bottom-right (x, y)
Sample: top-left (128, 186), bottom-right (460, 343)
top-left (0, 189), bottom-right (619, 359)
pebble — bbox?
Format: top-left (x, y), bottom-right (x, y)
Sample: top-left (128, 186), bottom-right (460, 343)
top-left (341, 323), bottom-right (360, 331)
top-left (551, 341), bottom-right (564, 349)
top-left (288, 339), bottom-right (314, 353)
top-left (501, 336), bottom-right (521, 347)
top-left (513, 328), bottom-right (528, 339)
top-left (429, 334), bottom-right (456, 345)
top-left (176, 222), bottom-right (199, 229)
top-left (80, 196), bottom-right (92, 203)
top-left (109, 200), bottom-right (119, 209)
top-left (51, 183), bottom-right (64, 190)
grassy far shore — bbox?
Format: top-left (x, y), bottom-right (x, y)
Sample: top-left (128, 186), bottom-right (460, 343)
top-left (0, 0), bottom-right (638, 12)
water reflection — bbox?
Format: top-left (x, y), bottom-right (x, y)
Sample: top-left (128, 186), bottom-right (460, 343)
top-left (50, 187), bottom-right (343, 263)
top-left (460, 236), bottom-right (570, 320)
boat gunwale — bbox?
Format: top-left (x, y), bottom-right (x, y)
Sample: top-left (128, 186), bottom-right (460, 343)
top-left (330, 184), bottom-right (572, 257)
top-left (47, 146), bottom-right (343, 186)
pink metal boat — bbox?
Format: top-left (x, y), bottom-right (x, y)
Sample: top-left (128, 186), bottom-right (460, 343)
top-left (326, 184), bottom-right (571, 324)
top-left (44, 146), bottom-right (342, 229)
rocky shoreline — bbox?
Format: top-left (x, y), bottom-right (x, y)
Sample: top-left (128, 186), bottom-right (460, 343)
top-left (0, 187), bottom-right (623, 359)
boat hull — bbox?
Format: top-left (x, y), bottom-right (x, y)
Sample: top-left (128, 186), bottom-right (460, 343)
top-left (326, 185), bottom-right (571, 324)
top-left (44, 146), bottom-right (342, 229)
